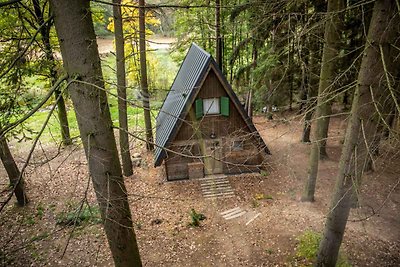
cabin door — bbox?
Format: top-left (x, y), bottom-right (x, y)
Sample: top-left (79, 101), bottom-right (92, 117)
top-left (204, 139), bottom-right (223, 175)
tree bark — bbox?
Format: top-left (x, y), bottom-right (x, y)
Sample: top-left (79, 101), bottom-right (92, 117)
top-left (139, 0), bottom-right (154, 151)
top-left (301, 0), bottom-right (344, 202)
top-left (50, 1), bottom-right (142, 266)
top-left (32, 0), bottom-right (71, 146)
top-left (0, 137), bottom-right (28, 206)
top-left (301, 98), bottom-right (314, 143)
top-left (316, 1), bottom-right (398, 265)
top-left (302, 47), bottom-right (318, 143)
top-left (215, 0), bottom-right (223, 69)
top-left (113, 0), bottom-right (133, 176)
top-left (316, 0), bottom-right (344, 159)
top-left (288, 23), bottom-right (294, 112)
top-left (247, 88), bottom-right (253, 119)
top-left (298, 60), bottom-right (307, 114)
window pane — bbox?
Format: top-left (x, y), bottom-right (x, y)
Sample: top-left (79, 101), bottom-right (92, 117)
top-left (203, 98), bottom-right (220, 115)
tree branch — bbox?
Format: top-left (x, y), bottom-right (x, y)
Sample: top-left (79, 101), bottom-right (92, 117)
top-left (0, 15), bottom-right (53, 80)
top-left (0, 74), bottom-right (69, 139)
top-left (0, 0), bottom-right (21, 8)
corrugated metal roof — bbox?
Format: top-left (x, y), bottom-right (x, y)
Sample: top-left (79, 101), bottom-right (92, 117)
top-left (154, 43), bottom-right (211, 166)
top-left (154, 43), bottom-right (269, 167)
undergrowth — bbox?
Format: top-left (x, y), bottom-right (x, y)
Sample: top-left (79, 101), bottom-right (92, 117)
top-left (188, 208), bottom-right (206, 227)
top-left (56, 203), bottom-right (102, 226)
top-left (293, 230), bottom-right (351, 267)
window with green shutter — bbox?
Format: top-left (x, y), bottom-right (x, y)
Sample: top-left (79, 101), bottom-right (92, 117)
top-left (195, 98), bottom-right (203, 119)
top-left (220, 96), bottom-right (229, 116)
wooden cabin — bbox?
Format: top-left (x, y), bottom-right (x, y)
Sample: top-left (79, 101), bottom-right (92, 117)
top-left (154, 43), bottom-right (270, 181)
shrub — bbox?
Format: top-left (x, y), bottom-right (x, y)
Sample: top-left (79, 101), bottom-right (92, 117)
top-left (188, 208), bottom-right (206, 227)
top-left (295, 230), bottom-right (351, 267)
top-left (56, 203), bottom-right (101, 226)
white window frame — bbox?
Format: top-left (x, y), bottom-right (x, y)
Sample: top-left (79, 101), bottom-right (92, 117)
top-left (203, 98), bottom-right (220, 115)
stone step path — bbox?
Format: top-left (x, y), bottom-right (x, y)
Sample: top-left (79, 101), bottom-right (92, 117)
top-left (200, 175), bottom-right (234, 199)
top-left (220, 207), bottom-right (247, 220)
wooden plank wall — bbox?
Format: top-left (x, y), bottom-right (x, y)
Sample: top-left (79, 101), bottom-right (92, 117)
top-left (165, 68), bottom-right (265, 180)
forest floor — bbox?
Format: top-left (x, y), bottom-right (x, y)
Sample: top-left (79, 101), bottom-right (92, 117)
top-left (0, 111), bottom-right (399, 266)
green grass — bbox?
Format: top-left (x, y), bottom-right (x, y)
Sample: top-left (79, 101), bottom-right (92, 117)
top-left (294, 231), bottom-right (351, 267)
top-left (56, 203), bottom-right (102, 226)
top-left (19, 47), bottom-right (177, 145)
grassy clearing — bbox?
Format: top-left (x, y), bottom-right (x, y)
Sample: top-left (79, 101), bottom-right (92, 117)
top-left (19, 48), bottom-right (177, 145)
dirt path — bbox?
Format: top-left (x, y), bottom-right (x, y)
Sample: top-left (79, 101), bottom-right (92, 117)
top-left (0, 113), bottom-right (399, 266)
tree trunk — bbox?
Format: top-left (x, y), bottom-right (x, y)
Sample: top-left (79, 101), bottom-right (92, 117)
top-left (288, 23), bottom-right (294, 112)
top-left (302, 47), bottom-right (318, 143)
top-left (342, 90), bottom-right (349, 111)
top-left (215, 0), bottom-right (222, 69)
top-left (382, 108), bottom-right (396, 138)
top-left (316, 1), bottom-right (398, 265)
top-left (32, 0), bottom-right (71, 146)
top-left (247, 88), bottom-right (253, 119)
top-left (0, 137), bottom-right (28, 206)
top-left (300, 1), bottom-right (325, 142)
top-left (50, 1), bottom-right (142, 266)
top-left (301, 0), bottom-right (344, 202)
top-left (113, 0), bottom-right (133, 176)
top-left (139, 0), bottom-right (154, 151)
top-left (266, 79), bottom-right (273, 120)
top-left (298, 60), bottom-right (307, 114)
top-left (54, 89), bottom-right (71, 145)
top-left (316, 0), bottom-right (344, 159)
top-left (301, 105), bottom-right (313, 143)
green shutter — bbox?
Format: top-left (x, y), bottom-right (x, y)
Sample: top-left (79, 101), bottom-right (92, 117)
top-left (195, 98), bottom-right (203, 119)
top-left (220, 96), bottom-right (229, 116)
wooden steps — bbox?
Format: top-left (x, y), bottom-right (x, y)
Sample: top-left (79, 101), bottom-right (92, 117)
top-left (200, 175), bottom-right (234, 199)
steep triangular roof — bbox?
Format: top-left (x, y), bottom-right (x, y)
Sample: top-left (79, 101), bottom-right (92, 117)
top-left (154, 43), bottom-right (269, 167)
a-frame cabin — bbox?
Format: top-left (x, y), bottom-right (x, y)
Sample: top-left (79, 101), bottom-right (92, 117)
top-left (154, 43), bottom-right (269, 181)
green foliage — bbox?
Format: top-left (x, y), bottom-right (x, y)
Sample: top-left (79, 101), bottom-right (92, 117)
top-left (23, 202), bottom-right (49, 226)
top-left (56, 203), bottom-right (102, 226)
top-left (36, 202), bottom-right (45, 219)
top-left (0, 0), bottom-right (63, 142)
top-left (295, 231), bottom-right (352, 267)
top-left (296, 230), bottom-right (321, 261)
top-left (106, 0), bottom-right (167, 98)
top-left (149, 50), bottom-right (179, 100)
top-left (21, 52), bottom-right (165, 144)
top-left (91, 1), bottom-right (113, 37)
top-left (251, 199), bottom-right (260, 208)
top-left (252, 192), bottom-right (273, 207)
top-left (266, 248), bottom-right (274, 255)
top-left (188, 208), bottom-right (206, 227)
top-left (25, 216), bottom-right (36, 226)
top-left (255, 193), bottom-right (273, 200)
top-left (252, 45), bottom-right (282, 111)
